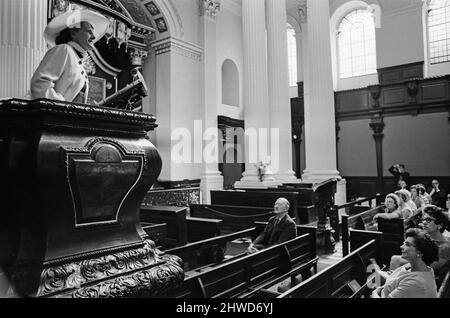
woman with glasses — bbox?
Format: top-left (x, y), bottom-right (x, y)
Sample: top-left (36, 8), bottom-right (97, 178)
top-left (371, 228), bottom-right (439, 298)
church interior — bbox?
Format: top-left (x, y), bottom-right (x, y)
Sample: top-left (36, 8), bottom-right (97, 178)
top-left (0, 0), bottom-right (449, 298)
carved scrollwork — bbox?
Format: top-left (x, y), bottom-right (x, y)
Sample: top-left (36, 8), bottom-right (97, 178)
top-left (369, 85), bottom-right (381, 108)
top-left (60, 252), bottom-right (183, 298)
top-left (406, 80), bottom-right (419, 104)
top-left (36, 239), bottom-right (178, 297)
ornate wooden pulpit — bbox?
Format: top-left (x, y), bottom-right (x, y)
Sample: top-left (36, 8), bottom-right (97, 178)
top-left (283, 178), bottom-right (338, 254)
top-left (0, 98), bottom-right (183, 297)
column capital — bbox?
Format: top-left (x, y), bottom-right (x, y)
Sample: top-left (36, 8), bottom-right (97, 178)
top-left (129, 47), bottom-right (149, 66)
top-left (199, 0), bottom-right (221, 20)
top-left (298, 0), bottom-right (307, 24)
top-left (369, 116), bottom-right (385, 138)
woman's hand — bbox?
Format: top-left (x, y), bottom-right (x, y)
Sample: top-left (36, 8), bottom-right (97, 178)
top-left (371, 287), bottom-right (382, 298)
top-left (246, 244), bottom-right (259, 254)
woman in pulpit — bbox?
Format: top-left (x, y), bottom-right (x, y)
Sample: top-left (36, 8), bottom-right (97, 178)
top-left (30, 9), bottom-right (109, 104)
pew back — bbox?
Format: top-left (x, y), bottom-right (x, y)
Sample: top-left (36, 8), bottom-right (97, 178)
top-left (210, 190), bottom-right (300, 224)
top-left (141, 222), bottom-right (167, 249)
top-left (186, 217), bottom-right (222, 242)
top-left (140, 205), bottom-right (188, 247)
top-left (167, 232), bottom-right (316, 298)
top-left (164, 227), bottom-right (256, 272)
top-left (277, 240), bottom-right (378, 298)
top-left (377, 218), bottom-right (404, 266)
top-left (190, 204), bottom-right (273, 233)
top-left (341, 205), bottom-right (384, 256)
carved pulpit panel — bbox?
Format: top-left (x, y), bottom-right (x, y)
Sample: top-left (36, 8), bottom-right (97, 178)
top-left (63, 140), bottom-right (144, 227)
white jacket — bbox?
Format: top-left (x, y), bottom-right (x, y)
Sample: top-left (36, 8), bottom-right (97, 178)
top-left (30, 41), bottom-right (89, 103)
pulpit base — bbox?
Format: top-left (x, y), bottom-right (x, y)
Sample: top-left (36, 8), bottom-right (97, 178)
top-left (8, 240), bottom-right (184, 298)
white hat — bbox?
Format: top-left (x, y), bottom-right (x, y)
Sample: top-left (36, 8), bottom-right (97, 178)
top-left (44, 9), bottom-right (110, 47)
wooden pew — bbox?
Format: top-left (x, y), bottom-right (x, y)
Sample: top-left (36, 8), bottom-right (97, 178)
top-left (186, 217), bottom-right (222, 242)
top-left (164, 227), bottom-right (256, 272)
top-left (377, 218), bottom-right (404, 266)
top-left (341, 205), bottom-right (384, 256)
top-left (276, 239), bottom-right (379, 298)
top-left (140, 206), bottom-right (224, 247)
top-left (245, 188), bottom-right (316, 224)
top-left (166, 230), bottom-right (318, 298)
top-left (141, 222), bottom-right (167, 249)
top-left (329, 193), bottom-right (387, 241)
top-left (342, 208), bottom-right (404, 266)
top-left (210, 190), bottom-right (302, 224)
top-left (348, 229), bottom-right (386, 298)
top-left (189, 204), bottom-right (273, 233)
top-left (140, 205), bottom-right (188, 247)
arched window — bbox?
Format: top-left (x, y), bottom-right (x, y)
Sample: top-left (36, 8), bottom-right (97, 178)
top-left (287, 24), bottom-right (298, 87)
top-left (337, 9), bottom-right (376, 79)
top-left (427, 0), bottom-right (450, 65)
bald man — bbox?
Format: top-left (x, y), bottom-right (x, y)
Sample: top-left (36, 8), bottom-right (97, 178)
top-left (247, 197), bottom-right (297, 254)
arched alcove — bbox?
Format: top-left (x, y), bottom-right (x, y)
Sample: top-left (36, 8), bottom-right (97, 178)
top-left (221, 59), bottom-right (240, 107)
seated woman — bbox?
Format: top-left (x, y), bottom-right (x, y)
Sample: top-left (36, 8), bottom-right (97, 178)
top-left (396, 189), bottom-right (415, 218)
top-left (411, 185), bottom-right (425, 211)
top-left (371, 228), bottom-right (439, 298)
top-left (390, 206), bottom-right (450, 288)
top-left (417, 184), bottom-right (432, 205)
top-left (373, 193), bottom-right (402, 221)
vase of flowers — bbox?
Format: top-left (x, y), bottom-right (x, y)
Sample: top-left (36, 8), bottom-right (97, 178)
top-left (254, 160), bottom-right (270, 182)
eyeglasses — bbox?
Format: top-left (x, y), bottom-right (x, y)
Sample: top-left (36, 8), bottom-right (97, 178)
top-left (422, 217), bottom-right (437, 223)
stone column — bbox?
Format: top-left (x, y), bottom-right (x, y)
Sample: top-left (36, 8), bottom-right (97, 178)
top-left (199, 0), bottom-right (223, 203)
top-left (266, 0), bottom-right (298, 183)
top-left (235, 0), bottom-right (278, 189)
top-left (0, 0), bottom-right (48, 98)
top-left (301, 0), bottom-right (346, 206)
top-left (302, 0), bottom-right (340, 182)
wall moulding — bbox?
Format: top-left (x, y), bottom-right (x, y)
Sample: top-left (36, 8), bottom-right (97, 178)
top-left (151, 37), bottom-right (203, 61)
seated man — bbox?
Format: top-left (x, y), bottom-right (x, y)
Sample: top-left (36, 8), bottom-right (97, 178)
top-left (247, 197), bottom-right (297, 254)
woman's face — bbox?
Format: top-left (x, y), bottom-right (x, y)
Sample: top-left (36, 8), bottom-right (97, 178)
top-left (71, 22), bottom-right (95, 51)
top-left (385, 198), bottom-right (396, 211)
top-left (411, 188), bottom-right (418, 198)
top-left (421, 213), bottom-right (440, 234)
top-left (400, 237), bottom-right (420, 262)
top-left (396, 193), bottom-right (405, 204)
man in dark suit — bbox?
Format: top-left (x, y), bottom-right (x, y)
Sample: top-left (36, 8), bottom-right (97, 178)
top-left (247, 197), bottom-right (297, 253)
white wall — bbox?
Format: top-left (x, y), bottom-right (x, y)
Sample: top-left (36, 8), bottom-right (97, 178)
top-left (216, 7), bottom-right (244, 120)
top-left (376, 5), bottom-right (424, 68)
top-left (383, 113), bottom-right (450, 177)
top-left (172, 0), bottom-right (200, 44)
top-left (338, 118), bottom-right (377, 176)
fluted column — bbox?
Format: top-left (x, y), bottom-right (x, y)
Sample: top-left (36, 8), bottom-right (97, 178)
top-left (235, 0), bottom-right (278, 189)
top-left (266, 0), bottom-right (298, 183)
top-left (0, 0), bottom-right (48, 99)
top-left (199, 0), bottom-right (223, 203)
top-left (302, 0), bottom-right (340, 182)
